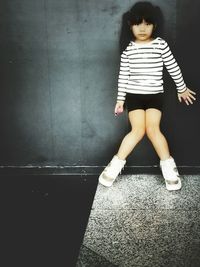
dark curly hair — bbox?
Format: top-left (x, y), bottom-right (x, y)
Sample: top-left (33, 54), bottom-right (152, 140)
top-left (119, 2), bottom-right (164, 54)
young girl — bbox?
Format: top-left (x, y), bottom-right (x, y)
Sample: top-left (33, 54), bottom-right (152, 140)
top-left (99, 1), bottom-right (196, 191)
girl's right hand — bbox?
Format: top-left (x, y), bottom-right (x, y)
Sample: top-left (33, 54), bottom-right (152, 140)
top-left (114, 101), bottom-right (124, 116)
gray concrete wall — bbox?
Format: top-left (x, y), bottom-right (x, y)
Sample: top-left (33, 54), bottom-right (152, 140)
top-left (0, 0), bottom-right (199, 166)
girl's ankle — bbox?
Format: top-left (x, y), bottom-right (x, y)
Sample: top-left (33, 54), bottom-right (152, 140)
top-left (116, 154), bottom-right (126, 161)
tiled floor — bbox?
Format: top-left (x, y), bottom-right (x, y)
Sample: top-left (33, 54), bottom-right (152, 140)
top-left (77, 174), bottom-right (200, 267)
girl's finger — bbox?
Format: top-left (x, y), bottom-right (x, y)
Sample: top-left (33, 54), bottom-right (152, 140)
top-left (189, 89), bottom-right (196, 95)
top-left (189, 95), bottom-right (196, 101)
top-left (184, 97), bottom-right (191, 105)
top-left (187, 97), bottom-right (193, 104)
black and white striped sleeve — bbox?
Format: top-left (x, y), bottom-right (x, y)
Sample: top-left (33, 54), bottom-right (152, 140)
top-left (117, 51), bottom-right (129, 102)
top-left (161, 40), bottom-right (187, 93)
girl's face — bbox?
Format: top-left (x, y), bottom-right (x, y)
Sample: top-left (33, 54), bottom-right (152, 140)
top-left (131, 19), bottom-right (154, 43)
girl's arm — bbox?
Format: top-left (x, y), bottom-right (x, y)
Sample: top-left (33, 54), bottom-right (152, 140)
top-left (161, 40), bottom-right (187, 93)
top-left (117, 51), bottom-right (129, 102)
top-left (161, 40), bottom-right (196, 105)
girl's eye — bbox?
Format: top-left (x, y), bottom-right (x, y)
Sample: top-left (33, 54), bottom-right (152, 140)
top-left (133, 22), bottom-right (152, 26)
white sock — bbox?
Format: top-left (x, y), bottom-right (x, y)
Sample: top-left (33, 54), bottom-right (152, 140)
top-left (160, 156), bottom-right (173, 163)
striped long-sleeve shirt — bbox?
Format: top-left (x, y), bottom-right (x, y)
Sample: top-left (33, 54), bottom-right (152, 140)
top-left (117, 37), bottom-right (187, 102)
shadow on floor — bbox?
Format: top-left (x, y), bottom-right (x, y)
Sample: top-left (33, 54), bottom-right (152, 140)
top-left (0, 174), bottom-right (98, 267)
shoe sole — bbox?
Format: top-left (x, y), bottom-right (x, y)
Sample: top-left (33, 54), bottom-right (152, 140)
top-left (98, 173), bottom-right (114, 187)
top-left (159, 165), bottom-right (182, 191)
top-left (165, 177), bottom-right (182, 191)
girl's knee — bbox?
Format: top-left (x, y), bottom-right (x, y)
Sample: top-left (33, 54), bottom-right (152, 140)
top-left (131, 127), bottom-right (146, 139)
top-left (146, 125), bottom-right (160, 139)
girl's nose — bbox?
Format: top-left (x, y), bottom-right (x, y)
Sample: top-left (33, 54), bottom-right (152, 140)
top-left (139, 23), bottom-right (146, 31)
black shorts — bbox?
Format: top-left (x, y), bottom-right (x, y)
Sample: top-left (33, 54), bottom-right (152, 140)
top-left (125, 93), bottom-right (164, 113)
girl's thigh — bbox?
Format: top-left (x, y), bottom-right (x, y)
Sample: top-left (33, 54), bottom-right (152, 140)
top-left (145, 108), bottom-right (162, 127)
top-left (128, 109), bottom-right (146, 130)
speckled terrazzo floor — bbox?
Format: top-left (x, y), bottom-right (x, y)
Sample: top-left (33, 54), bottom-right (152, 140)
top-left (76, 174), bottom-right (200, 267)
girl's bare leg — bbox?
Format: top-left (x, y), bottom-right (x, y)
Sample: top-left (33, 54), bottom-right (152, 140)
top-left (117, 109), bottom-right (146, 160)
top-left (145, 108), bottom-right (171, 160)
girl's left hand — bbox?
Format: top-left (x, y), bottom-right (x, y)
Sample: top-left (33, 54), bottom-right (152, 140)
top-left (178, 88), bottom-right (197, 105)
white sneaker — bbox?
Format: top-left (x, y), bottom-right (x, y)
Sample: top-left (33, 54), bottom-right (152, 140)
top-left (160, 156), bottom-right (182, 191)
top-left (99, 155), bottom-right (126, 187)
